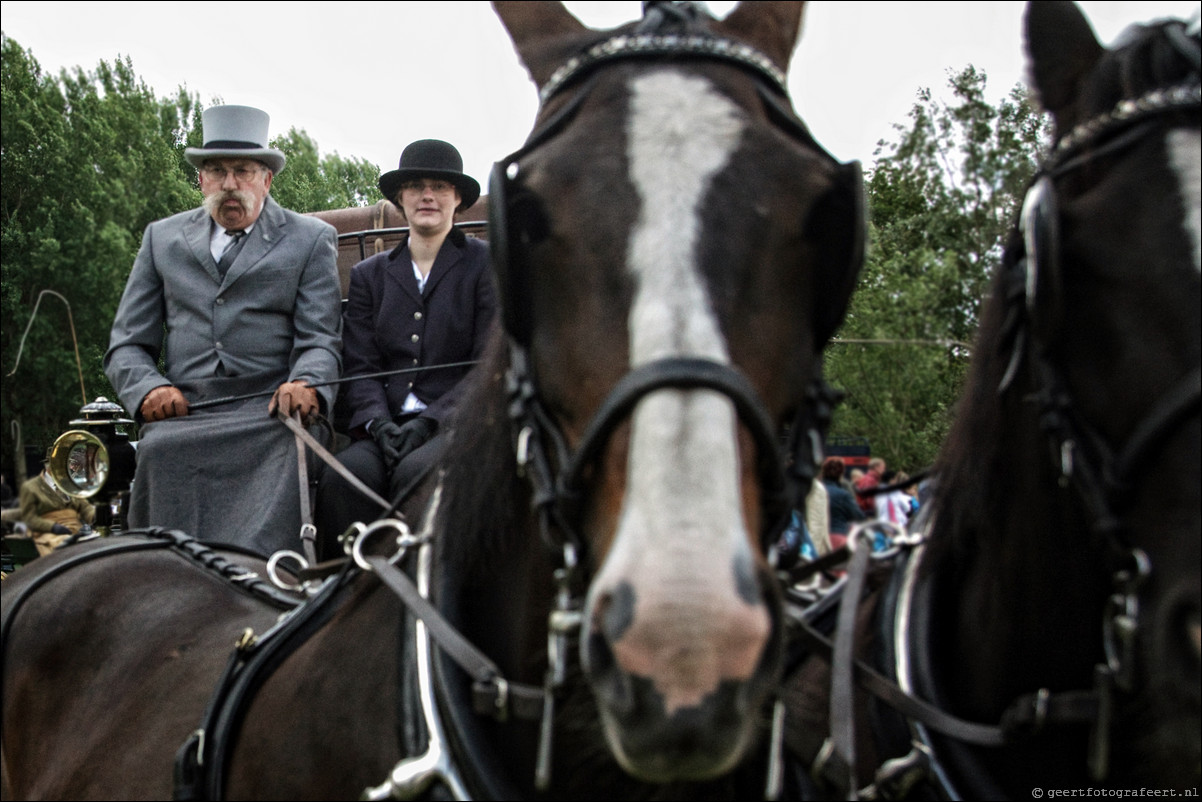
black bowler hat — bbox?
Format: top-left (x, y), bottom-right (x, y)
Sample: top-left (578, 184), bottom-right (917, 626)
top-left (378, 139), bottom-right (481, 211)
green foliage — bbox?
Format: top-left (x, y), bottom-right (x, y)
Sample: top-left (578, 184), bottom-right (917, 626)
top-left (0, 35), bottom-right (376, 476)
top-left (270, 128), bottom-right (382, 213)
top-left (825, 66), bottom-right (1051, 473)
top-left (1, 34), bottom-right (201, 468)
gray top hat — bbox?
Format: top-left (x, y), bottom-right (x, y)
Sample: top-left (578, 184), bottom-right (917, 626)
top-left (378, 139), bottom-right (481, 211)
top-left (184, 105), bottom-right (287, 174)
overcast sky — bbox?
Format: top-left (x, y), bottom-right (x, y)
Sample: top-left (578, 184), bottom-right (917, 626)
top-left (2, 1), bottom-right (1198, 188)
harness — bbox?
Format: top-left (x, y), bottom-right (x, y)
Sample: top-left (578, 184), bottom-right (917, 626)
top-left (788, 20), bottom-right (1202, 800)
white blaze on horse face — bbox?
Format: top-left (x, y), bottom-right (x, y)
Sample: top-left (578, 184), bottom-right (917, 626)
top-left (585, 69), bottom-right (771, 714)
top-left (1167, 129), bottom-right (1201, 274)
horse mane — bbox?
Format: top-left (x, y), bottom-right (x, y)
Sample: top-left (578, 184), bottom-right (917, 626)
top-left (1106, 19), bottom-right (1200, 104)
top-left (433, 322), bottom-right (529, 580)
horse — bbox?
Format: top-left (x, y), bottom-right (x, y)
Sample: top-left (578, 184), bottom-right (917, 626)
top-left (782, 2), bottom-right (1201, 797)
top-left (2, 1), bottom-right (865, 798)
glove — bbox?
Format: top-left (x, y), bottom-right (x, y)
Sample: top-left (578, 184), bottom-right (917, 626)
top-left (372, 417), bottom-right (437, 471)
top-left (141, 385), bottom-right (189, 422)
top-left (50, 523), bottom-right (71, 535)
top-left (269, 381), bottom-right (319, 425)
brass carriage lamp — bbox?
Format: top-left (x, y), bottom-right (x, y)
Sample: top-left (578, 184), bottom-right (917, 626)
top-left (47, 397), bottom-right (137, 535)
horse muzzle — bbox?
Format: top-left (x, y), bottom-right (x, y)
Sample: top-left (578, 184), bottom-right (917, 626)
top-left (580, 544), bottom-right (783, 781)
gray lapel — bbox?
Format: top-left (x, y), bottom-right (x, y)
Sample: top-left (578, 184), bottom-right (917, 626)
top-left (184, 208), bottom-right (222, 283)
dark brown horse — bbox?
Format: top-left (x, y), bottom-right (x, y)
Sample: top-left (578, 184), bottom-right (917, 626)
top-left (2, 2), bottom-right (864, 799)
top-left (784, 2), bottom-right (1200, 797)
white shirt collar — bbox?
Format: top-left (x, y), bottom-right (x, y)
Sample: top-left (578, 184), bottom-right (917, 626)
top-left (209, 221), bottom-right (255, 261)
top-left (412, 260), bottom-right (428, 293)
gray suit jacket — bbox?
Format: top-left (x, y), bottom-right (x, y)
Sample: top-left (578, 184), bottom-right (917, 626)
top-left (105, 196), bottom-right (342, 416)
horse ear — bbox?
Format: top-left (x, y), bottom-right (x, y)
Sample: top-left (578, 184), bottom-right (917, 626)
top-left (807, 160), bottom-right (866, 346)
top-left (718, 1), bottom-right (807, 72)
top-left (492, 1), bottom-right (590, 89)
top-left (1024, 0), bottom-right (1104, 117)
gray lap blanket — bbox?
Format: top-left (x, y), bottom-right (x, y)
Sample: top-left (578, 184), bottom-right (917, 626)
top-left (126, 381), bottom-right (324, 558)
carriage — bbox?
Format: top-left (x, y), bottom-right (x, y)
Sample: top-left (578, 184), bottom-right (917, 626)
top-left (2, 2), bottom-right (1198, 800)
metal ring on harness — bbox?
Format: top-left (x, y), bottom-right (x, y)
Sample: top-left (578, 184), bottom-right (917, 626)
top-left (351, 518), bottom-right (418, 572)
top-left (266, 550), bottom-right (309, 593)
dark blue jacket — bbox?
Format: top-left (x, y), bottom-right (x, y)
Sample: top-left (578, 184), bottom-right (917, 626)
top-left (340, 229), bottom-right (497, 432)
top-left (824, 479), bottom-right (866, 535)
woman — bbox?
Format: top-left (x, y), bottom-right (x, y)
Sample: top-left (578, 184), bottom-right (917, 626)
top-left (821, 457), bottom-right (865, 551)
top-left (316, 139), bottom-right (497, 548)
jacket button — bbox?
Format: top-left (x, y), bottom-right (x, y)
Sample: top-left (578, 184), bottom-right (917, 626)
top-left (414, 312), bottom-right (423, 320)
top-left (411, 334), bottom-right (420, 343)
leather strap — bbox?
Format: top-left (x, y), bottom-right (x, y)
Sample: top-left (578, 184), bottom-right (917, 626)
top-left (364, 554), bottom-right (546, 722)
top-left (281, 410), bottom-right (318, 566)
top-left (830, 543), bottom-right (871, 797)
top-left (280, 412), bottom-right (391, 512)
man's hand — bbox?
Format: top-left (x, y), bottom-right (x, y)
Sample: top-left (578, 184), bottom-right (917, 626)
top-left (269, 381), bottom-right (319, 425)
top-left (141, 386), bottom-right (189, 422)
top-left (371, 417), bottom-right (437, 470)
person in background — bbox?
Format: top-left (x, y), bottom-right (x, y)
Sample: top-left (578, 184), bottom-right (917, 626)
top-left (820, 456), bottom-right (865, 552)
top-left (874, 469), bottom-right (911, 529)
top-left (315, 139), bottom-right (496, 550)
top-left (104, 104), bottom-right (342, 557)
top-left (18, 458), bottom-right (95, 556)
top-left (854, 456), bottom-right (886, 514)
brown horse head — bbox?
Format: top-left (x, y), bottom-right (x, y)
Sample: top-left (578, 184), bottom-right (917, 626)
top-left (490, 0), bottom-right (862, 783)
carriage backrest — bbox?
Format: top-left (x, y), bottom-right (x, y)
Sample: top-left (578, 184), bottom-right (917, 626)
top-left (307, 198), bottom-right (490, 301)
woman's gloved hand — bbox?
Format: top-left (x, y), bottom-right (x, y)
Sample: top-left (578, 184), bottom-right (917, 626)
top-left (372, 417), bottom-right (437, 470)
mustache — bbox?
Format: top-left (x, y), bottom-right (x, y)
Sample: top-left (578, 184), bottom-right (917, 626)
top-left (203, 188), bottom-right (258, 218)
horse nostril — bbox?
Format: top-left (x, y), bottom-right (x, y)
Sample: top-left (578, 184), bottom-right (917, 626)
top-left (594, 580), bottom-right (637, 643)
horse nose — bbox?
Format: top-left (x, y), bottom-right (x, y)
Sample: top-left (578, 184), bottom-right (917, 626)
top-left (585, 552), bottom-right (772, 716)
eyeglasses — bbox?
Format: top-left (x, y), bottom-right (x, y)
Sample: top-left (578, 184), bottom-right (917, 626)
top-left (201, 164), bottom-right (263, 182)
top-left (399, 179), bottom-right (456, 195)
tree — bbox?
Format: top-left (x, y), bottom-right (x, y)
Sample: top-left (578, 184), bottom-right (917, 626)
top-left (269, 128), bottom-right (381, 214)
top-left (824, 66), bottom-right (1051, 473)
top-left (1, 35), bottom-right (201, 474)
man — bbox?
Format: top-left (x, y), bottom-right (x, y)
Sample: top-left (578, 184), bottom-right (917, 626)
top-left (18, 460), bottom-right (96, 556)
top-left (854, 457), bottom-right (886, 514)
top-left (315, 139), bottom-right (496, 548)
top-left (105, 105), bottom-right (342, 556)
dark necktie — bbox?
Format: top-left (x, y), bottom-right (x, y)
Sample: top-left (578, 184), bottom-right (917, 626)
top-left (216, 229), bottom-right (247, 278)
